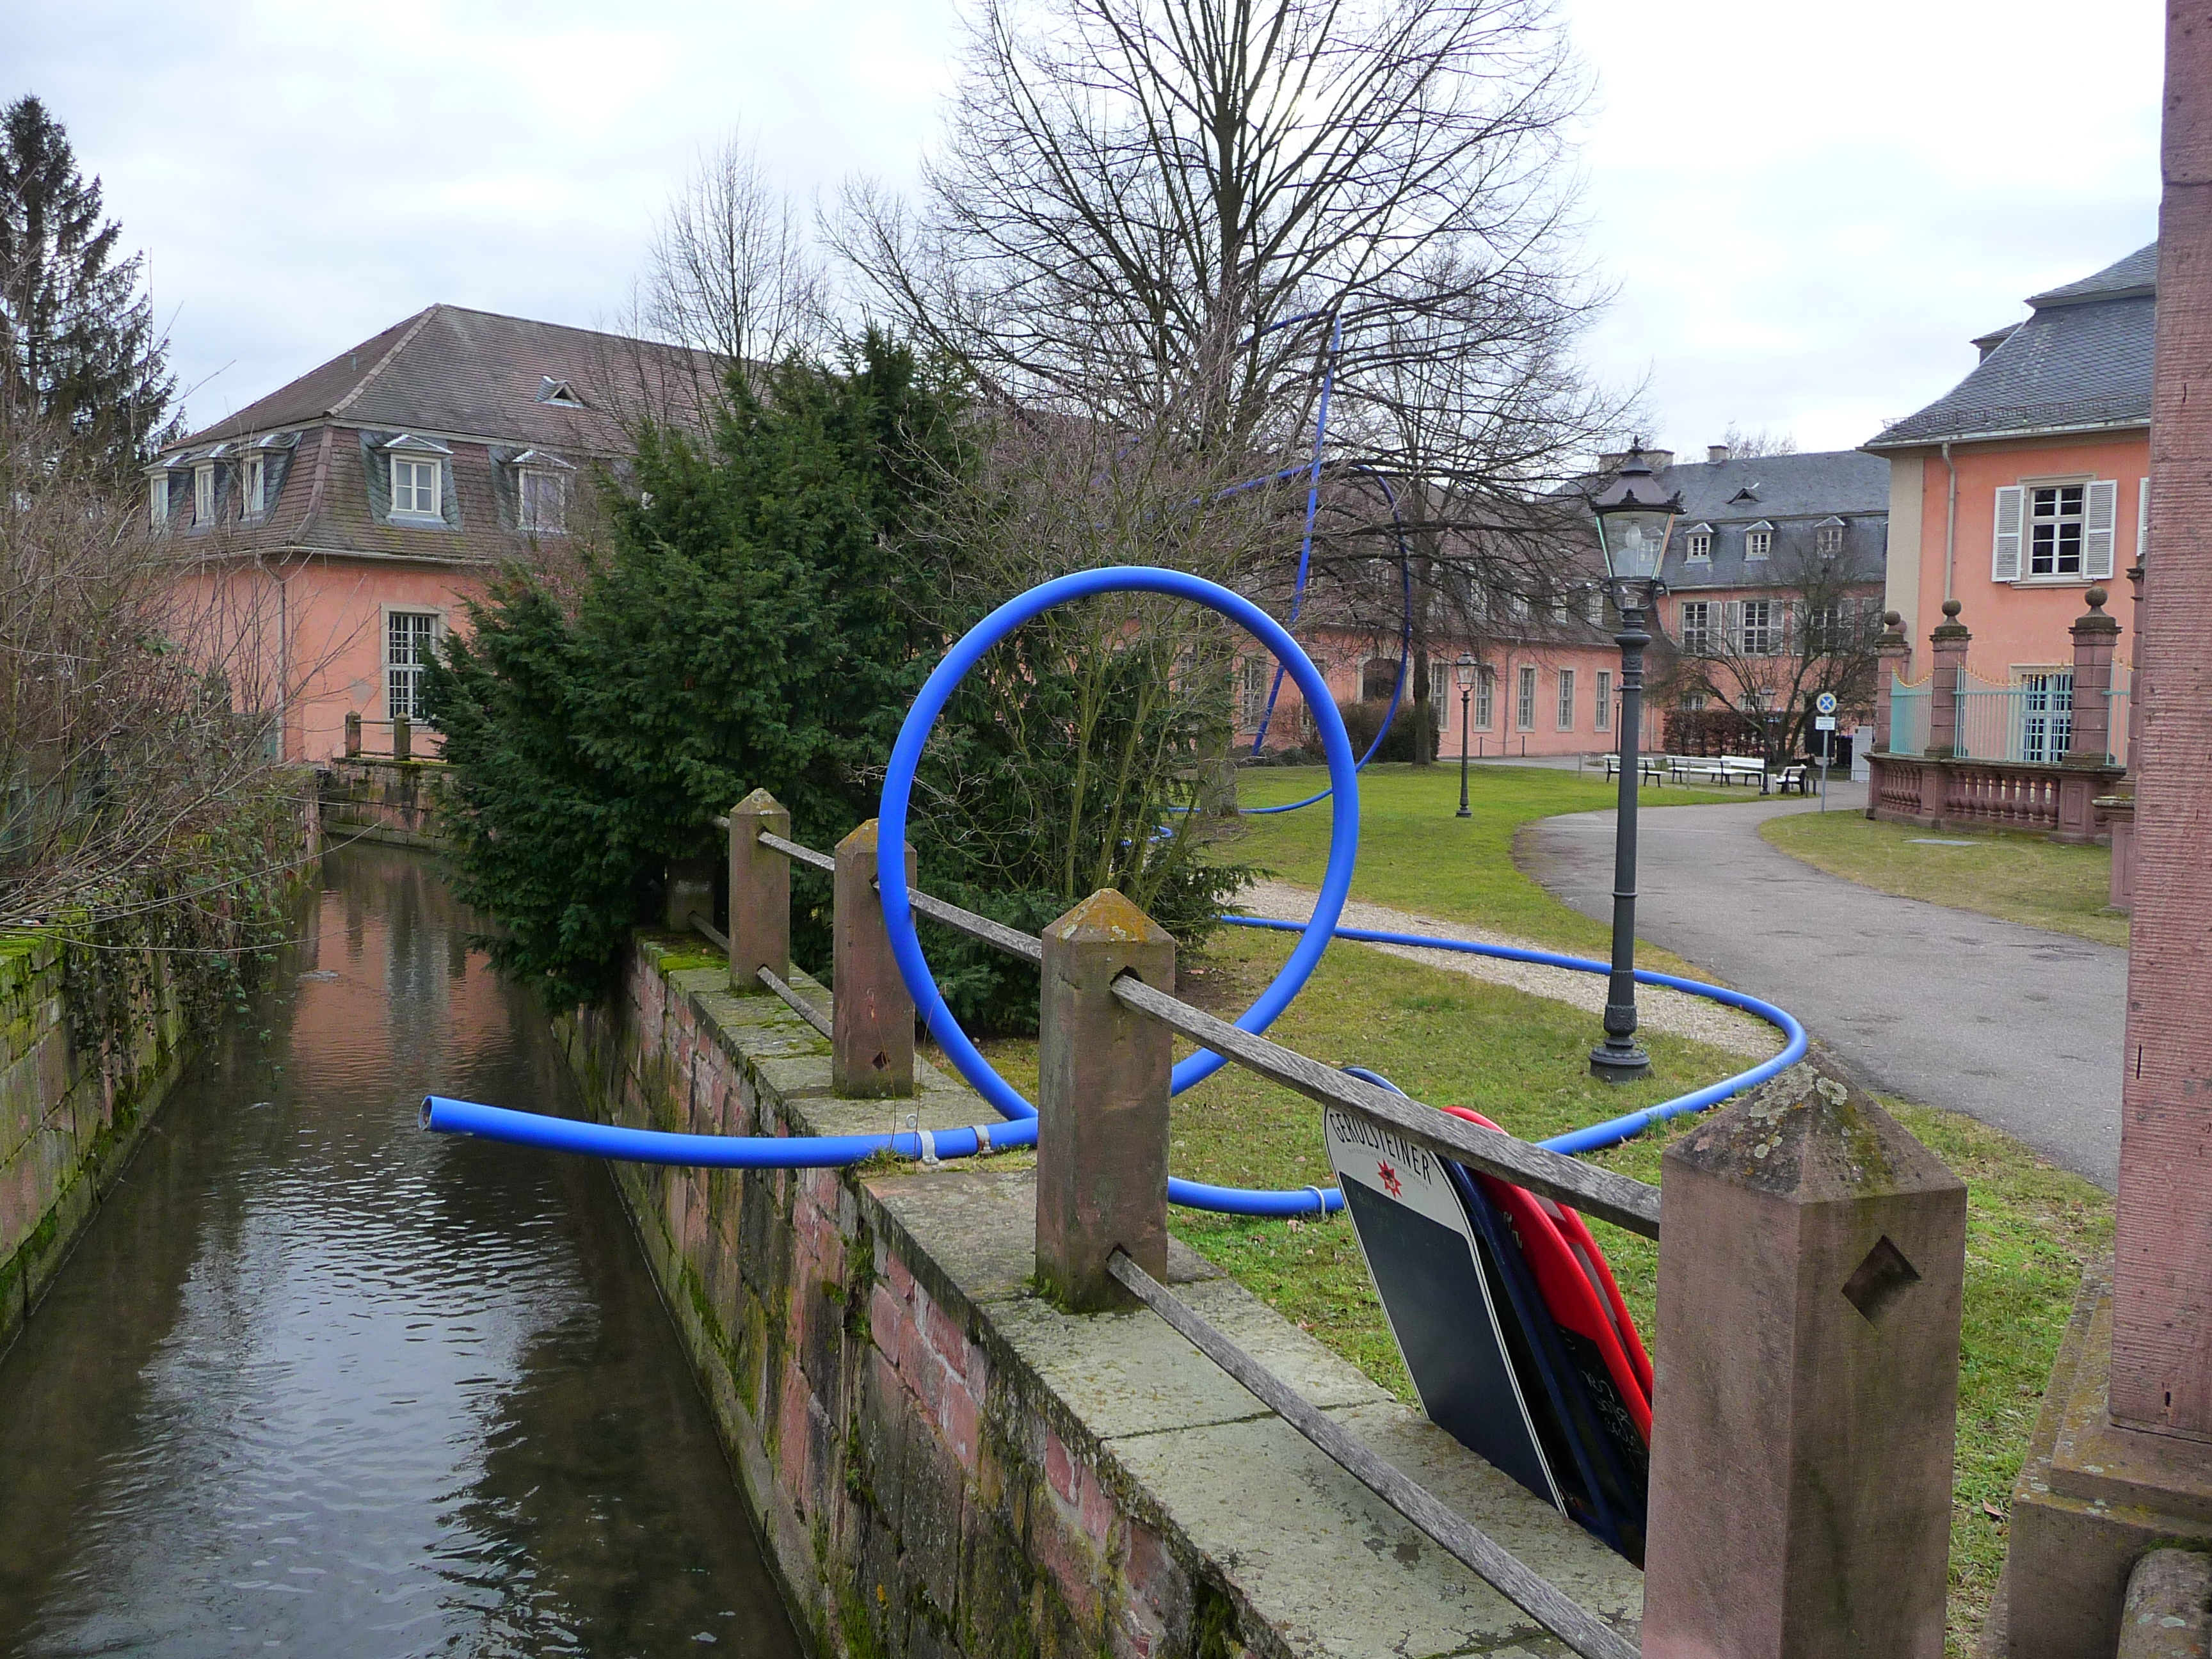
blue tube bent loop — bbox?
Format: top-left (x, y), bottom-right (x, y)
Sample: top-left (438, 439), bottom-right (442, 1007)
top-left (874, 566), bottom-right (1362, 1217)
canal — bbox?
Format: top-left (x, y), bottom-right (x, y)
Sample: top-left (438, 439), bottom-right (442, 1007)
top-left (0, 846), bottom-right (802, 1658)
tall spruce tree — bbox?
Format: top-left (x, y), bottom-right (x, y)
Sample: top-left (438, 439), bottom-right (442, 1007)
top-left (0, 95), bottom-right (176, 472)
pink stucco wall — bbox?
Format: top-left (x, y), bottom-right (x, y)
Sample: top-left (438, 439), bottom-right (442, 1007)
top-left (1898, 431), bottom-right (2147, 684)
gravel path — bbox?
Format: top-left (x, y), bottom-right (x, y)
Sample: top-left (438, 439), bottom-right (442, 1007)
top-left (1235, 880), bottom-right (1784, 1062)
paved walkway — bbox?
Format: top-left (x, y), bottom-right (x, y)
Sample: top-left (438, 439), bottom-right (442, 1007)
top-left (1518, 785), bottom-right (2126, 1190)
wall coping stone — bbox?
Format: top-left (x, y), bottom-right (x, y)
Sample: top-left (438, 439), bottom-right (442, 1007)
top-left (615, 936), bottom-right (1646, 1656)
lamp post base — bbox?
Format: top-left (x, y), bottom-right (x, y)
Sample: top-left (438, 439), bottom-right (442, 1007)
top-left (1589, 1041), bottom-right (1651, 1084)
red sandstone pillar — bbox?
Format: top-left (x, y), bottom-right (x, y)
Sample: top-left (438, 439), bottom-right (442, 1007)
top-left (1872, 612), bottom-right (1909, 752)
top-left (1925, 600), bottom-right (1969, 758)
top-left (2065, 588), bottom-right (2121, 766)
top-left (2113, 10), bottom-right (2212, 1436)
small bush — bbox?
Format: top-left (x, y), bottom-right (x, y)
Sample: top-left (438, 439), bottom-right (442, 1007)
top-left (1336, 698), bottom-right (1439, 764)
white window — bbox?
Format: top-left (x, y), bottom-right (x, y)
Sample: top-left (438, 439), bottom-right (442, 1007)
top-left (1555, 668), bottom-right (1576, 730)
top-left (244, 454), bottom-right (267, 518)
top-left (2030, 484), bottom-right (2085, 576)
top-left (1474, 667), bottom-right (1494, 729)
top-left (194, 463), bottom-right (216, 525)
top-left (386, 611), bottom-right (441, 721)
top-left (1680, 687), bottom-right (1707, 712)
top-left (1594, 669), bottom-right (1612, 732)
top-left (1583, 589), bottom-right (1603, 626)
top-left (150, 472), bottom-right (171, 529)
top-left (1241, 657), bottom-right (1270, 727)
top-left (1815, 520), bottom-right (1845, 557)
top-left (1508, 593), bottom-right (1530, 621)
top-left (2019, 669), bottom-right (2074, 764)
top-left (1516, 665), bottom-right (1537, 731)
top-left (1679, 600), bottom-right (1713, 655)
top-left (1740, 598), bottom-right (1775, 655)
top-left (1807, 604), bottom-right (1846, 652)
top-left (1744, 525), bottom-right (1772, 561)
top-left (1687, 529), bottom-right (1712, 561)
top-left (519, 468), bottom-right (568, 534)
top-left (391, 456), bottom-right (442, 518)
top-left (1550, 593), bottom-right (1569, 623)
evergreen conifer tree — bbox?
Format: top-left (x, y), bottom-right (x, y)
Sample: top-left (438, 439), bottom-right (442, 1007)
top-left (0, 95), bottom-right (176, 473)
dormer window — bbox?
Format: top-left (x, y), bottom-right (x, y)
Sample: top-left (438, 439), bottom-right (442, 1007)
top-left (538, 376), bottom-right (584, 408)
top-left (381, 434), bottom-right (452, 524)
top-left (1685, 524), bottom-right (1713, 561)
top-left (244, 454), bottom-right (268, 518)
top-left (1815, 517), bottom-right (1845, 557)
top-left (509, 449), bottom-right (575, 535)
top-left (1744, 521), bottom-right (1774, 560)
top-left (1729, 485), bottom-right (1760, 505)
top-left (194, 462), bottom-right (217, 525)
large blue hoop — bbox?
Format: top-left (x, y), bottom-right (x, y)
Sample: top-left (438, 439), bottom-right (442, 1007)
top-left (875, 568), bottom-right (1361, 1142)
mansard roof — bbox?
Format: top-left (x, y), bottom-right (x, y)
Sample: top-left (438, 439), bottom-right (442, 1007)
top-left (1866, 243), bottom-right (2156, 450)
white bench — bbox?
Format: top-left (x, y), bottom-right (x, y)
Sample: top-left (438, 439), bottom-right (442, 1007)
top-left (1670, 754), bottom-right (1770, 788)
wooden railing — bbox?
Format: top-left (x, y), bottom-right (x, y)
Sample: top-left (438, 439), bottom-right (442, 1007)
top-left (685, 790), bottom-right (1966, 1658)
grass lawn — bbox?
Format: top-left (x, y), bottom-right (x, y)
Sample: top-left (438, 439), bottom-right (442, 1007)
top-left (1224, 761), bottom-right (1733, 961)
top-left (1761, 810), bottom-right (2127, 949)
top-left (920, 762), bottom-right (2104, 1652)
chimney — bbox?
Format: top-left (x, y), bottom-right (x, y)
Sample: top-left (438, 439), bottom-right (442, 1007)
top-left (1708, 444), bottom-right (1731, 463)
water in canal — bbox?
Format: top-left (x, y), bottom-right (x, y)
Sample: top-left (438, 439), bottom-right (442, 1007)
top-left (0, 846), bottom-right (802, 1658)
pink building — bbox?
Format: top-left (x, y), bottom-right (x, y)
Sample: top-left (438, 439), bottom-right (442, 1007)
top-left (148, 305), bottom-right (715, 763)
top-left (1865, 245), bottom-right (2152, 770)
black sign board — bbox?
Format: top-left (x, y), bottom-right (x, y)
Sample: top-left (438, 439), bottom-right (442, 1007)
top-left (1324, 1104), bottom-right (1649, 1564)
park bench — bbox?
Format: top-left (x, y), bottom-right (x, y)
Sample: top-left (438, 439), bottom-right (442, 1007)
top-left (1599, 753), bottom-right (1665, 785)
top-left (1668, 754), bottom-right (1767, 787)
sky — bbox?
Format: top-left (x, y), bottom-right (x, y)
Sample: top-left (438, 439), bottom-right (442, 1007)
top-left (2, 0), bottom-right (2165, 459)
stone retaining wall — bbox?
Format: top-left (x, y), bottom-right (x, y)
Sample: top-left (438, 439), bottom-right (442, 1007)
top-left (0, 929), bottom-right (189, 1349)
top-left (556, 931), bottom-right (1642, 1659)
top-left (320, 757), bottom-right (454, 852)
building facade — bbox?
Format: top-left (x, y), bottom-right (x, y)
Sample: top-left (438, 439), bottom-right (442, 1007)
top-left (150, 305), bottom-right (715, 763)
top-left (1865, 244), bottom-right (2152, 768)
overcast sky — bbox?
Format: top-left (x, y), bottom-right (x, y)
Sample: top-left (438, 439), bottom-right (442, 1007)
top-left (4, 0), bottom-right (2163, 459)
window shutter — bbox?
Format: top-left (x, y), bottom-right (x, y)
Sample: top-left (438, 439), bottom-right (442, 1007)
top-left (2138, 476), bottom-right (2152, 564)
top-left (1992, 485), bottom-right (2024, 581)
top-left (1725, 599), bottom-right (1745, 653)
top-left (2085, 479), bottom-right (2117, 578)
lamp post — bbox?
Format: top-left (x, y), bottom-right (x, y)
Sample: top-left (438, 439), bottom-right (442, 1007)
top-left (1454, 653), bottom-right (1477, 819)
top-left (1586, 445), bottom-right (1681, 1083)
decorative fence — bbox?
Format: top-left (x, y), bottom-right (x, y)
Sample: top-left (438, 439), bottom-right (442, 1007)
top-left (650, 795), bottom-right (1971, 1658)
top-left (1887, 674), bottom-right (1930, 757)
top-left (341, 710), bottom-right (442, 761)
top-left (1955, 668), bottom-right (2075, 765)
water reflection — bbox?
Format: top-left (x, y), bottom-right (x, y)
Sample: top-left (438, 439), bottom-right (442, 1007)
top-left (0, 846), bottom-right (799, 1658)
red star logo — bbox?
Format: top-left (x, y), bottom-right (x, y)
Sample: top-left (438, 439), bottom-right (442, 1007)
top-left (1377, 1160), bottom-right (1402, 1198)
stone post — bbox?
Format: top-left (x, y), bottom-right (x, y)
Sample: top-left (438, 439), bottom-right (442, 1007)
top-left (1036, 890), bottom-right (1174, 1313)
top-left (2065, 587), bottom-right (2121, 767)
top-left (2118, 6), bottom-right (2212, 1439)
top-left (1925, 599), bottom-right (1969, 758)
top-left (831, 819), bottom-right (915, 1099)
top-left (664, 857), bottom-right (714, 933)
top-left (1640, 1053), bottom-right (1966, 1659)
top-left (1872, 611), bottom-right (1909, 752)
top-left (392, 714), bottom-right (412, 760)
top-left (727, 789), bottom-right (790, 992)
top-left (344, 710), bottom-right (362, 758)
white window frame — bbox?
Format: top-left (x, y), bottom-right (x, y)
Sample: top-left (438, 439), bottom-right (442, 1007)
top-left (150, 472), bottom-right (172, 529)
top-left (1583, 589), bottom-right (1603, 627)
top-left (2016, 666), bottom-right (2074, 764)
top-left (383, 608), bottom-right (445, 722)
top-left (1740, 598), bottom-right (1775, 656)
top-left (1815, 520), bottom-right (1845, 558)
top-left (1508, 593), bottom-right (1531, 621)
top-left (1240, 657), bottom-right (1270, 728)
top-left (518, 467), bottom-right (568, 534)
top-left (1686, 529), bottom-right (1712, 562)
top-left (1516, 664), bottom-right (1537, 732)
top-left (1474, 666), bottom-right (1494, 730)
top-left (1743, 524), bottom-right (1773, 561)
top-left (2005, 477), bottom-right (2116, 582)
top-left (193, 462), bottom-right (216, 525)
top-left (1594, 669), bottom-right (1612, 732)
top-left (390, 454), bottom-right (443, 520)
top-left (244, 454), bottom-right (267, 519)
top-left (1679, 599), bottom-right (1713, 655)
top-left (1555, 668), bottom-right (1576, 730)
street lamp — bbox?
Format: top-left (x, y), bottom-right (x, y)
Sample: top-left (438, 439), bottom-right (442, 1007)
top-left (1585, 445), bottom-right (1681, 1084)
top-left (1455, 653), bottom-right (1477, 819)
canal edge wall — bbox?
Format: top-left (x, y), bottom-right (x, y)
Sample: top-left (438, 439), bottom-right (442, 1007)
top-left (554, 931), bottom-right (1643, 1659)
top-left (319, 757), bottom-right (455, 854)
top-left (0, 929), bottom-right (191, 1350)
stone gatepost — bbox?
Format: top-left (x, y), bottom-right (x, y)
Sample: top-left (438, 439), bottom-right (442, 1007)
top-left (2065, 587), bottom-right (2122, 767)
top-left (831, 819), bottom-right (915, 1099)
top-left (1640, 1053), bottom-right (1966, 1659)
top-left (1035, 890), bottom-right (1174, 1313)
top-left (344, 710), bottom-right (362, 758)
top-left (1872, 611), bottom-right (1909, 752)
top-left (726, 789), bottom-right (790, 992)
top-left (392, 714), bottom-right (412, 761)
top-left (1925, 599), bottom-right (1970, 758)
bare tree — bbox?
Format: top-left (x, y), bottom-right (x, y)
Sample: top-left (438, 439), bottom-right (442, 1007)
top-left (1715, 421), bottom-right (1797, 460)
top-left (1663, 554), bottom-right (1881, 766)
top-left (645, 134), bottom-right (829, 387)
